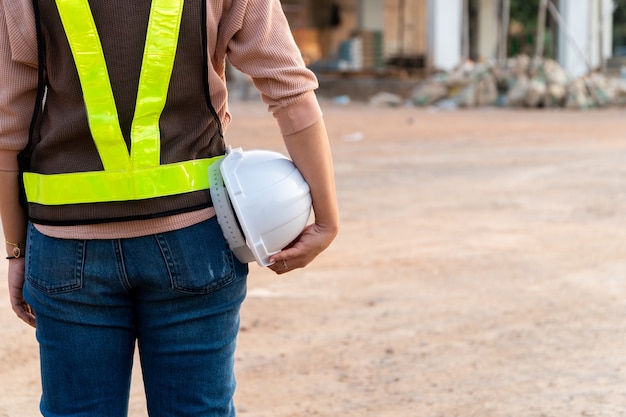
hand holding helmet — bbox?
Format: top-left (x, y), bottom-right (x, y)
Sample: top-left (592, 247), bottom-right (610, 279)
top-left (209, 147), bottom-right (313, 268)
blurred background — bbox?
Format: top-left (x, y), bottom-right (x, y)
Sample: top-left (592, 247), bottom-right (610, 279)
top-left (280, 0), bottom-right (622, 76)
top-left (229, 0), bottom-right (626, 107)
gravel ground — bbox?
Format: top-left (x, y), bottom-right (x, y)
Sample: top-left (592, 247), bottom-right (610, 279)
top-left (2, 100), bottom-right (626, 417)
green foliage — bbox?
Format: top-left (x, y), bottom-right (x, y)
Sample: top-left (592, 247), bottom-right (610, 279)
top-left (614, 0), bottom-right (626, 51)
top-left (510, 0), bottom-right (541, 29)
top-left (614, 0), bottom-right (626, 24)
top-left (506, 0), bottom-right (543, 56)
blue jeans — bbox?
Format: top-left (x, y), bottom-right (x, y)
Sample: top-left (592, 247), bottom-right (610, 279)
top-left (23, 217), bottom-right (248, 417)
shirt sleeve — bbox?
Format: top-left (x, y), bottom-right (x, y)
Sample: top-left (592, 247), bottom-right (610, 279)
top-left (224, 0), bottom-right (323, 135)
top-left (0, 0), bottom-right (38, 171)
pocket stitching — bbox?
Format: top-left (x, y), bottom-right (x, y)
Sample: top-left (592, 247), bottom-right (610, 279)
top-left (156, 226), bottom-right (237, 295)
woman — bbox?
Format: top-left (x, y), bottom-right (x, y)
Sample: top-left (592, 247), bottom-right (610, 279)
top-left (0, 0), bottom-right (338, 415)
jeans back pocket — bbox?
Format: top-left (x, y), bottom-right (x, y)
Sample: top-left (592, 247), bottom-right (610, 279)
top-left (156, 217), bottom-right (240, 294)
top-left (26, 223), bottom-right (84, 295)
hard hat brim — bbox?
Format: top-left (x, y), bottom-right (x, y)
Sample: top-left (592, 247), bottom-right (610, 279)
top-left (208, 156), bottom-right (256, 264)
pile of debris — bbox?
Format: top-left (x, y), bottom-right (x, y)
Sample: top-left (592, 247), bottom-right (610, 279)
top-left (380, 54), bottom-right (626, 110)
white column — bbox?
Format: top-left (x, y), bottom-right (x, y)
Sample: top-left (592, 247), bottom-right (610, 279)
top-left (557, 0), bottom-right (613, 77)
top-left (429, 0), bottom-right (463, 71)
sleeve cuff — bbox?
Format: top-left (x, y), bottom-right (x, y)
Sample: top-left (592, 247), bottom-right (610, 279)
top-left (0, 150), bottom-right (19, 171)
top-left (273, 91), bottom-right (323, 136)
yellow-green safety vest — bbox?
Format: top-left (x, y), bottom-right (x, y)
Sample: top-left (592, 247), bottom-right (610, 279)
top-left (23, 0), bottom-right (222, 206)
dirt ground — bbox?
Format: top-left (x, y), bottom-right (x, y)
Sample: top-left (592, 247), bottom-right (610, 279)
top-left (2, 100), bottom-right (626, 416)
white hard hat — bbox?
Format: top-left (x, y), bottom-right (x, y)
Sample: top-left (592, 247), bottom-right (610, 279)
top-left (209, 147), bottom-right (312, 266)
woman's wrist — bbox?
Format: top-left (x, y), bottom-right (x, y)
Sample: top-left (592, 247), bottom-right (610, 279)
top-left (5, 239), bottom-right (25, 259)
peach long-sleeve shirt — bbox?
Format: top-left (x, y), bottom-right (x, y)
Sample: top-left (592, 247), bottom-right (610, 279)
top-left (0, 0), bottom-right (323, 239)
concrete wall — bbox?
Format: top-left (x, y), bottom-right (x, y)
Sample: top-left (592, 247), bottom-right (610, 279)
top-left (476, 0), bottom-right (499, 62)
top-left (383, 0), bottom-right (428, 58)
top-left (360, 0), bottom-right (384, 31)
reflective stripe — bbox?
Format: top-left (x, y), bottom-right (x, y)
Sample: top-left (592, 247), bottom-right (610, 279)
top-left (23, 156), bottom-right (223, 205)
top-left (55, 0), bottom-right (130, 171)
top-left (25, 0), bottom-right (212, 207)
top-left (131, 1), bottom-right (183, 168)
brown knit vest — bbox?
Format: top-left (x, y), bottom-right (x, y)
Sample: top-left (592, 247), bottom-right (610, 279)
top-left (23, 0), bottom-right (225, 225)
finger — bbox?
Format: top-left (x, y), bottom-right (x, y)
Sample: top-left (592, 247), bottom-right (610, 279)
top-left (267, 257), bottom-right (293, 275)
top-left (274, 259), bottom-right (290, 273)
top-left (269, 246), bottom-right (303, 265)
top-left (12, 301), bottom-right (36, 328)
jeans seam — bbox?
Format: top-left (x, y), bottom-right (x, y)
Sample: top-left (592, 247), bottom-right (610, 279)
top-left (114, 239), bottom-right (133, 291)
top-left (154, 233), bottom-right (177, 290)
top-left (76, 239), bottom-right (85, 291)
